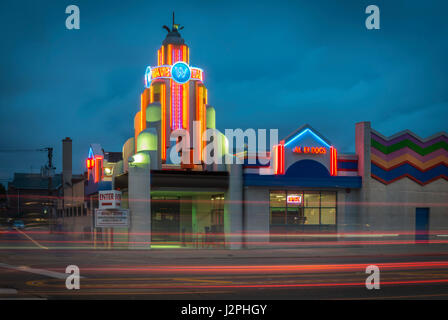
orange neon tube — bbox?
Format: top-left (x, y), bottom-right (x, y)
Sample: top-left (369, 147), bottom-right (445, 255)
top-left (182, 45), bottom-right (187, 63)
top-left (183, 83), bottom-right (189, 130)
top-left (196, 84), bottom-right (203, 160)
top-left (167, 44), bottom-right (172, 65)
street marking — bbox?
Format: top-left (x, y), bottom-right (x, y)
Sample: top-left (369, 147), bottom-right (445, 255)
top-left (15, 228), bottom-right (48, 250)
top-left (0, 263), bottom-right (71, 280)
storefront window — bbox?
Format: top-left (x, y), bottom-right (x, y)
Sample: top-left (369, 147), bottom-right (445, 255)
top-left (211, 194), bottom-right (224, 228)
top-left (304, 192), bottom-right (320, 207)
top-left (269, 191), bottom-right (337, 226)
top-left (287, 207), bottom-right (303, 225)
top-left (320, 208), bottom-right (336, 224)
top-left (304, 208), bottom-right (320, 225)
top-left (270, 191), bottom-right (286, 207)
top-left (321, 192), bottom-right (336, 207)
top-left (271, 208), bottom-right (286, 224)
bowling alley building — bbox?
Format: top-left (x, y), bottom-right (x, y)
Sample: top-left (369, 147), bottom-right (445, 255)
top-left (58, 19), bottom-right (448, 249)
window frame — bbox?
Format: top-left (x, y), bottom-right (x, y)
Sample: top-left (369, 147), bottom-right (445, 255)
top-left (269, 189), bottom-right (337, 226)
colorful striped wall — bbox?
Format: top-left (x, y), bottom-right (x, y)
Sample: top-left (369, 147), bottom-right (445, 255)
top-left (371, 129), bottom-right (448, 185)
top-left (338, 154), bottom-right (358, 177)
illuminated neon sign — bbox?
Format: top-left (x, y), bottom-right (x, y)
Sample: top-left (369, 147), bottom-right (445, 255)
top-left (293, 146), bottom-right (327, 154)
top-left (273, 143), bottom-right (285, 175)
top-left (86, 147), bottom-right (104, 183)
top-left (86, 158), bottom-right (94, 169)
top-left (285, 128), bottom-right (330, 148)
top-left (144, 66), bottom-right (152, 88)
top-left (191, 68), bottom-right (203, 81)
top-left (86, 148), bottom-right (95, 171)
top-left (282, 127), bottom-right (338, 176)
top-left (152, 65), bottom-right (171, 79)
top-left (287, 194), bottom-right (302, 205)
top-left (144, 64), bottom-right (203, 86)
top-left (171, 61), bottom-right (191, 84)
top-left (330, 146), bottom-right (338, 176)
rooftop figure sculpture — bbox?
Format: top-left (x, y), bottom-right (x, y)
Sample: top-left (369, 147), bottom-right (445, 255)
top-left (162, 12), bottom-right (185, 45)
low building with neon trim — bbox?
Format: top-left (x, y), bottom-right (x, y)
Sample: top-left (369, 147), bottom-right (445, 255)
top-left (58, 18), bottom-right (448, 249)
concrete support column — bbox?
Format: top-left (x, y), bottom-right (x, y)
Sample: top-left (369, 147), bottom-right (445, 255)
top-left (355, 121), bottom-right (372, 231)
top-left (224, 164), bottom-right (243, 249)
top-left (336, 191), bottom-right (346, 234)
top-left (128, 154), bottom-right (151, 249)
top-left (244, 187), bottom-right (270, 247)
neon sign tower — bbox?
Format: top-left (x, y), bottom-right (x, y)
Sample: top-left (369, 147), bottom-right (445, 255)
top-left (134, 13), bottom-right (212, 163)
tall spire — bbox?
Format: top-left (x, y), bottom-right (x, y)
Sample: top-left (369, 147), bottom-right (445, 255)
top-left (172, 11), bottom-right (183, 30)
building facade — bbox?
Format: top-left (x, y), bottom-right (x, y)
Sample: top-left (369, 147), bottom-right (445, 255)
top-left (62, 20), bottom-right (448, 249)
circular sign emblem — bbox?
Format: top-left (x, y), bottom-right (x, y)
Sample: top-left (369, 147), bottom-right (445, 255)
top-left (144, 66), bottom-right (152, 88)
top-left (171, 61), bottom-right (191, 84)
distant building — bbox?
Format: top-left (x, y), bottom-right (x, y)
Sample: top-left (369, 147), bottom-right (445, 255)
top-left (57, 138), bottom-right (122, 236)
top-left (7, 172), bottom-right (61, 222)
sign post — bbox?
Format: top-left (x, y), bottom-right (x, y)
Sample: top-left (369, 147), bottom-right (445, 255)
top-left (95, 209), bottom-right (129, 228)
top-left (98, 190), bottom-right (122, 210)
top-left (95, 190), bottom-right (128, 249)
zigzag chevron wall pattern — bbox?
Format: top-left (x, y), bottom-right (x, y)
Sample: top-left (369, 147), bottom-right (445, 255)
top-left (371, 129), bottom-right (448, 185)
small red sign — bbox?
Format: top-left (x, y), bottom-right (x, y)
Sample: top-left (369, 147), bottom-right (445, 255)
top-left (293, 146), bottom-right (327, 154)
top-left (287, 194), bottom-right (302, 204)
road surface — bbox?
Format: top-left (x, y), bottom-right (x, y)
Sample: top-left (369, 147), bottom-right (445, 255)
top-left (0, 228), bottom-right (448, 300)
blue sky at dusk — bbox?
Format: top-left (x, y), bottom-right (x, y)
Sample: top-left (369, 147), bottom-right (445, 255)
top-left (0, 0), bottom-right (447, 182)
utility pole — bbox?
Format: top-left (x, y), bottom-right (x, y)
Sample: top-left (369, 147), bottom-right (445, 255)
top-left (35, 147), bottom-right (55, 230)
top-left (44, 147), bottom-right (54, 197)
top-left (44, 147), bottom-right (54, 231)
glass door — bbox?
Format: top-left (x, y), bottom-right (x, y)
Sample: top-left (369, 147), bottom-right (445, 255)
top-left (151, 196), bottom-right (180, 242)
